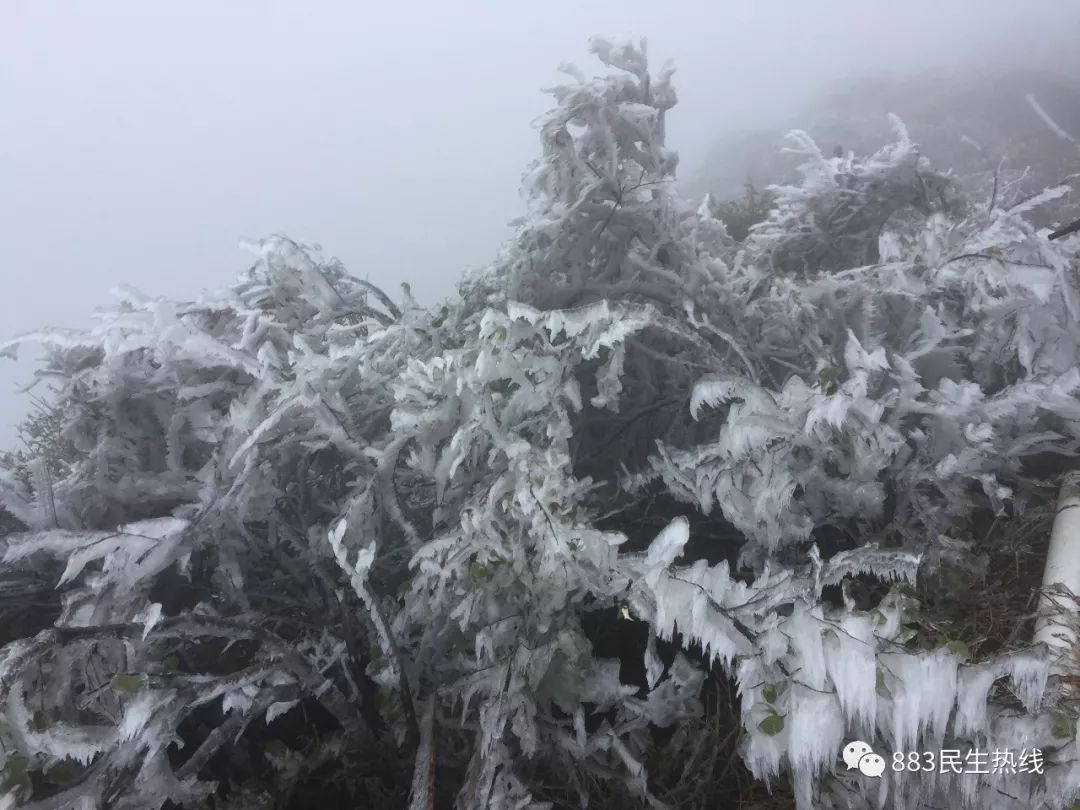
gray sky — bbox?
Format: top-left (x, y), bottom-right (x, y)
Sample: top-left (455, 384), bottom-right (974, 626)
top-left (2, 0), bottom-right (1076, 447)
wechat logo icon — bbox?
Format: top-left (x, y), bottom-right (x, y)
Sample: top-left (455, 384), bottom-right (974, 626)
top-left (843, 740), bottom-right (885, 778)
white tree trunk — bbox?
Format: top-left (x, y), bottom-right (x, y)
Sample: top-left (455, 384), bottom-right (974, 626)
top-left (1034, 471), bottom-right (1080, 658)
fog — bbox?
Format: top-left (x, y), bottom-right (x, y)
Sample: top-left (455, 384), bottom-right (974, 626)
top-left (2, 0), bottom-right (1077, 446)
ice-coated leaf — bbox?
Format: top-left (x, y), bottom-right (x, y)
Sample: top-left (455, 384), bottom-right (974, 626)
top-left (112, 673), bottom-right (145, 694)
top-left (757, 713), bottom-right (784, 736)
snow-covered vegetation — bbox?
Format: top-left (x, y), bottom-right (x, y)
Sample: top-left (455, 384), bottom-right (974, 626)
top-left (689, 67), bottom-right (1080, 235)
top-left (1, 37), bottom-right (1079, 810)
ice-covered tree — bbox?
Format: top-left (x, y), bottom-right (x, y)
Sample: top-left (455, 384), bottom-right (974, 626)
top-left (2, 36), bottom-right (1079, 810)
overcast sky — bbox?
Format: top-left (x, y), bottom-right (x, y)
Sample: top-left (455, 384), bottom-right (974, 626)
top-left (2, 1), bottom-right (1077, 447)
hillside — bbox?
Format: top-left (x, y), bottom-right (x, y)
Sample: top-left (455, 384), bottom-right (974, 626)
top-left (688, 67), bottom-right (1080, 229)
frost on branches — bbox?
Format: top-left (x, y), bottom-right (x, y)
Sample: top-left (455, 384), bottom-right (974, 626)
top-left (2, 35), bottom-right (1080, 810)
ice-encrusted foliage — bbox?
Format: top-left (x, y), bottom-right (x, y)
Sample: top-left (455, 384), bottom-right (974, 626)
top-left (2, 36), bottom-right (1080, 810)
top-left (492, 36), bottom-right (726, 316)
top-left (742, 117), bottom-right (957, 276)
top-left (0, 239), bottom-right (422, 808)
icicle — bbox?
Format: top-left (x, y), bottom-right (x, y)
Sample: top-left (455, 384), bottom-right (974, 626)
top-left (787, 607), bottom-right (828, 690)
top-left (1005, 649), bottom-right (1049, 713)
top-left (879, 648), bottom-right (958, 752)
top-left (955, 661), bottom-right (1000, 738)
top-left (822, 613), bottom-right (877, 733)
top-left (787, 684), bottom-right (845, 780)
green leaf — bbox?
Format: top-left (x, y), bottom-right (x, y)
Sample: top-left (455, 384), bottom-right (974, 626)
top-left (945, 640), bottom-right (971, 661)
top-left (871, 609), bottom-right (887, 626)
top-left (875, 667), bottom-right (892, 698)
top-left (470, 562), bottom-right (493, 581)
top-left (820, 627), bottom-right (837, 640)
top-left (757, 714), bottom-right (785, 736)
top-left (1050, 712), bottom-right (1076, 740)
top-left (1, 755), bottom-right (28, 781)
top-left (941, 566), bottom-right (970, 594)
top-left (818, 366), bottom-right (842, 392)
top-left (45, 762), bottom-right (76, 784)
top-left (264, 738), bottom-right (288, 757)
top-left (0, 755), bottom-right (30, 794)
top-left (892, 582), bottom-right (919, 600)
top-left (112, 673), bottom-right (145, 693)
top-left (401, 281), bottom-right (411, 295)
top-left (375, 691), bottom-right (396, 715)
top-left (762, 683), bottom-right (778, 704)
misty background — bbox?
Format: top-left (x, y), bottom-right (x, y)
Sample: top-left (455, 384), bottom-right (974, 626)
top-left (3, 0), bottom-right (1078, 448)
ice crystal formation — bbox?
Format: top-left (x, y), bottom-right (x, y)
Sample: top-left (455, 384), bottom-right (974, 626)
top-left (1, 37), bottom-right (1079, 810)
